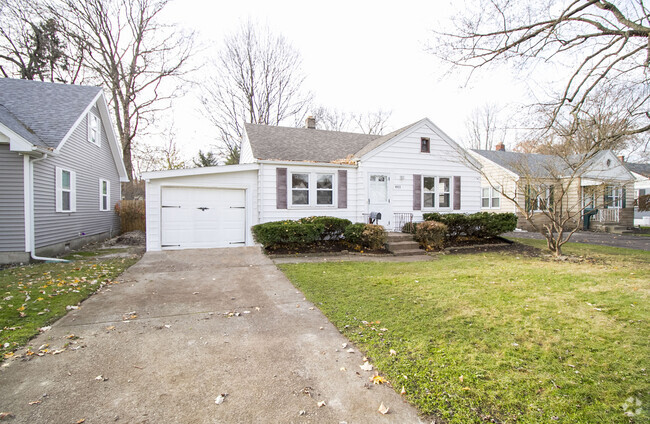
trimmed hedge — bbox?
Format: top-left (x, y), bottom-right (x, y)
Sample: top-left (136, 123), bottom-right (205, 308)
top-left (344, 223), bottom-right (387, 250)
top-left (299, 216), bottom-right (351, 240)
top-left (422, 212), bottom-right (517, 239)
top-left (251, 221), bottom-right (324, 248)
top-left (415, 221), bottom-right (447, 251)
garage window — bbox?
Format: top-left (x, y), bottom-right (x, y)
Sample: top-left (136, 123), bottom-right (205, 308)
top-left (291, 173), bottom-right (309, 205)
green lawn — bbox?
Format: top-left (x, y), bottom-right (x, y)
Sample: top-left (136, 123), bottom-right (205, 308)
top-left (278, 243), bottom-right (649, 423)
top-left (1, 251), bottom-right (139, 359)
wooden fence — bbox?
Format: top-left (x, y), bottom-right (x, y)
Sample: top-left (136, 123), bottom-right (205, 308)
top-left (116, 200), bottom-right (146, 234)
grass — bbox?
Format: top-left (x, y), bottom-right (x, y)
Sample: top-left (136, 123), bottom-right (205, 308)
top-left (278, 243), bottom-right (649, 423)
top-left (1, 251), bottom-right (138, 359)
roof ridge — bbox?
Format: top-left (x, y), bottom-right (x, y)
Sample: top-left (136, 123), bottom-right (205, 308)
top-left (243, 122), bottom-right (382, 138)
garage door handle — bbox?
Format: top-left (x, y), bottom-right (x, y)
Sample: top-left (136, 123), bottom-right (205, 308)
top-left (230, 206), bottom-right (245, 209)
top-left (197, 207), bottom-right (209, 211)
top-left (162, 205), bottom-right (181, 208)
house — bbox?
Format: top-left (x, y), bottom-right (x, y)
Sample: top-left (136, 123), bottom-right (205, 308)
top-left (471, 144), bottom-right (635, 232)
top-left (0, 78), bottom-right (129, 264)
top-left (143, 117), bottom-right (482, 251)
top-left (623, 161), bottom-right (650, 226)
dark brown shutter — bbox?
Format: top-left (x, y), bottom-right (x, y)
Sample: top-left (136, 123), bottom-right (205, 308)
top-left (453, 176), bottom-right (461, 210)
top-left (338, 170), bottom-right (347, 208)
top-left (276, 167), bottom-right (287, 209)
top-left (413, 174), bottom-right (421, 210)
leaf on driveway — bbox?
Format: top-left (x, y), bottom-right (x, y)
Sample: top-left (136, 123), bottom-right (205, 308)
top-left (66, 305), bottom-right (79, 310)
top-left (372, 375), bottom-right (387, 385)
top-left (317, 401), bottom-right (326, 407)
top-left (360, 362), bottom-right (373, 371)
top-left (215, 393), bottom-right (228, 405)
top-left (106, 326), bottom-right (115, 331)
top-left (0, 413), bottom-right (15, 421)
top-left (122, 312), bottom-right (137, 320)
top-left (28, 400), bottom-right (41, 405)
top-left (39, 326), bottom-right (51, 333)
top-left (378, 402), bottom-right (390, 415)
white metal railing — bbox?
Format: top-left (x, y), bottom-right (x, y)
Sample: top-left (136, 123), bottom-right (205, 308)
top-left (596, 208), bottom-right (620, 223)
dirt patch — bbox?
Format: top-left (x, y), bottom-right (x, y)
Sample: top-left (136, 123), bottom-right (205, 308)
top-left (104, 230), bottom-right (146, 246)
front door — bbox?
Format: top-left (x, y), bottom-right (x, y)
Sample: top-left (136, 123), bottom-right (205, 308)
top-left (368, 174), bottom-right (392, 229)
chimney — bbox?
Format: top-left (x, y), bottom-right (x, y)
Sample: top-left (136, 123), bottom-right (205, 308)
top-left (618, 155), bottom-right (625, 163)
top-left (495, 142), bottom-right (506, 152)
top-left (305, 116), bottom-right (316, 129)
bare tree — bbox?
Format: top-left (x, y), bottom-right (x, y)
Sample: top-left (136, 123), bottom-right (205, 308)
top-left (47, 0), bottom-right (195, 179)
top-left (0, 0), bottom-right (82, 82)
top-left (431, 0), bottom-right (650, 141)
top-left (200, 21), bottom-right (313, 165)
top-left (313, 105), bottom-right (392, 134)
top-left (464, 103), bottom-right (507, 150)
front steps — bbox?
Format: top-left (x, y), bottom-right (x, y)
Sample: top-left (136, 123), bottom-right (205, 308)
top-left (386, 232), bottom-right (426, 256)
top-left (590, 222), bottom-right (630, 234)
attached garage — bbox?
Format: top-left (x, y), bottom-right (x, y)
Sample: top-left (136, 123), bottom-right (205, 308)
top-left (143, 164), bottom-right (259, 251)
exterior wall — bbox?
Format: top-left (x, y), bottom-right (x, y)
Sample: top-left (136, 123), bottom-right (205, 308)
top-left (145, 169), bottom-right (259, 251)
top-left (239, 132), bottom-right (255, 164)
top-left (0, 145), bottom-right (26, 253)
top-left (358, 122), bottom-right (481, 228)
top-left (631, 172), bottom-right (650, 225)
top-left (258, 163), bottom-right (359, 223)
top-left (476, 156), bottom-right (518, 214)
top-left (32, 105), bottom-right (121, 253)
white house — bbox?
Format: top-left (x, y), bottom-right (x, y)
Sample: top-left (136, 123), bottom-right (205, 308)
top-left (143, 118), bottom-right (482, 251)
top-left (624, 162), bottom-right (650, 226)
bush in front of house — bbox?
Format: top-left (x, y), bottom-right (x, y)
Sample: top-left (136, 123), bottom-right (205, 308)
top-left (401, 221), bottom-right (418, 234)
top-left (344, 223), bottom-right (387, 251)
top-left (415, 221), bottom-right (448, 251)
top-left (252, 220), bottom-right (325, 248)
top-left (299, 216), bottom-right (352, 240)
top-left (422, 212), bottom-right (517, 240)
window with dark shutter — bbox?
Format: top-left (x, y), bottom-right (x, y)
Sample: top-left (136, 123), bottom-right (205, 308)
top-left (338, 170), bottom-right (347, 208)
top-left (276, 168), bottom-right (287, 209)
top-left (413, 174), bottom-right (422, 210)
top-left (453, 176), bottom-right (461, 210)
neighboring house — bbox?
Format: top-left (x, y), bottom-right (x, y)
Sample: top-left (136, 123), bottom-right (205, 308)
top-left (0, 78), bottom-right (129, 264)
top-left (623, 162), bottom-right (650, 226)
top-left (471, 145), bottom-right (635, 232)
top-left (143, 117), bottom-right (482, 251)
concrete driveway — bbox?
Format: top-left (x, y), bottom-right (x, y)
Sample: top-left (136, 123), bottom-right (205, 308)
top-left (0, 248), bottom-right (422, 423)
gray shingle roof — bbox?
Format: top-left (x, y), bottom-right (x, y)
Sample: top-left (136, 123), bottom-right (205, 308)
top-left (624, 162), bottom-right (650, 178)
top-left (0, 78), bottom-right (101, 149)
top-left (472, 149), bottom-right (571, 177)
top-left (244, 123), bottom-right (380, 162)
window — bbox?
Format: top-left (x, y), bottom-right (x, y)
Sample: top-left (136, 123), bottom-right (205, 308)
top-left (56, 167), bottom-right (76, 212)
top-left (438, 177), bottom-right (450, 208)
top-left (369, 175), bottom-right (388, 203)
top-left (88, 112), bottom-right (101, 146)
top-left (423, 176), bottom-right (435, 207)
top-left (291, 173), bottom-right (309, 205)
top-left (420, 137), bottom-right (430, 153)
top-left (604, 185), bottom-right (621, 208)
top-left (481, 186), bottom-right (501, 209)
top-left (316, 174), bottom-right (333, 205)
top-left (99, 179), bottom-right (110, 211)
top-left (525, 184), bottom-right (553, 212)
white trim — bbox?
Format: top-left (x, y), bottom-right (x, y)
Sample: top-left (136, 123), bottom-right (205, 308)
top-left (258, 160), bottom-right (357, 168)
top-left (55, 166), bottom-right (76, 213)
top-left (143, 163), bottom-right (260, 180)
top-left (481, 185), bottom-right (501, 209)
top-left (87, 111), bottom-right (101, 147)
top-left (23, 154), bottom-right (31, 252)
top-left (99, 178), bottom-right (110, 211)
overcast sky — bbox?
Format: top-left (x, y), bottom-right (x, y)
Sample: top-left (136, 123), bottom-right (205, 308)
top-left (158, 0), bottom-right (539, 161)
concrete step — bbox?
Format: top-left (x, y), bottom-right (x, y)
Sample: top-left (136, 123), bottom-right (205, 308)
top-left (392, 248), bottom-right (427, 256)
top-left (388, 241), bottom-right (421, 251)
top-left (386, 232), bottom-right (414, 241)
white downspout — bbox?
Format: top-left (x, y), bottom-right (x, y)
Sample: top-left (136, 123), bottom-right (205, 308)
top-left (28, 153), bottom-right (69, 263)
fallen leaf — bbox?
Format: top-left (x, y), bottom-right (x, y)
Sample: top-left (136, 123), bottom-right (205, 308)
top-left (347, 348), bottom-right (354, 353)
top-left (342, 343), bottom-right (348, 348)
top-left (76, 420), bottom-right (85, 424)
top-left (0, 413), bottom-right (15, 420)
top-left (340, 367), bottom-right (346, 371)
top-left (28, 400), bottom-right (41, 405)
top-left (378, 402), bottom-right (390, 415)
top-left (95, 375), bottom-right (108, 381)
top-left (215, 393), bottom-right (228, 405)
top-left (360, 362), bottom-right (373, 371)
top-left (66, 305), bottom-right (79, 310)
top-left (317, 401), bottom-right (326, 407)
top-left (106, 326), bottom-right (115, 331)
top-left (389, 349), bottom-right (397, 356)
top-left (372, 375), bottom-right (387, 385)
top-left (39, 326), bottom-right (52, 332)
top-left (459, 375), bottom-right (464, 383)
top-left (400, 386), bottom-right (406, 395)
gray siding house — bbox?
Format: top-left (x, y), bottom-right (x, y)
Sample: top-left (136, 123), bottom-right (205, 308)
top-left (0, 78), bottom-right (129, 264)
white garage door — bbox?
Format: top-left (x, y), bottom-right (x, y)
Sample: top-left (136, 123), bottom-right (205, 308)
top-left (161, 187), bottom-right (246, 249)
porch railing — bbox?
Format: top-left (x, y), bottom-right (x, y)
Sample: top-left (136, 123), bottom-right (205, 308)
top-left (393, 213), bottom-right (413, 232)
top-left (596, 208), bottom-right (619, 223)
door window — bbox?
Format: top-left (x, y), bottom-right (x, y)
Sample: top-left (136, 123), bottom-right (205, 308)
top-left (369, 175), bottom-right (388, 203)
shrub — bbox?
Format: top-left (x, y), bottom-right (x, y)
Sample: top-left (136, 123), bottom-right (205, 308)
top-left (299, 216), bottom-right (351, 240)
top-left (422, 212), bottom-right (517, 240)
top-left (401, 221), bottom-right (418, 234)
top-left (344, 223), bottom-right (387, 250)
top-left (415, 221), bottom-right (447, 251)
top-left (343, 223), bottom-right (366, 246)
top-left (252, 221), bottom-right (324, 248)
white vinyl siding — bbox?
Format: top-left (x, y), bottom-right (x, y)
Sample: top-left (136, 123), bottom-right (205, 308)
top-left (99, 179), bottom-right (110, 211)
top-left (55, 167), bottom-right (76, 213)
top-left (0, 145), bottom-right (26, 252)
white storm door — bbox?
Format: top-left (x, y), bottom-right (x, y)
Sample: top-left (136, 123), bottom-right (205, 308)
top-left (161, 187), bottom-right (246, 249)
top-left (368, 174), bottom-right (392, 228)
